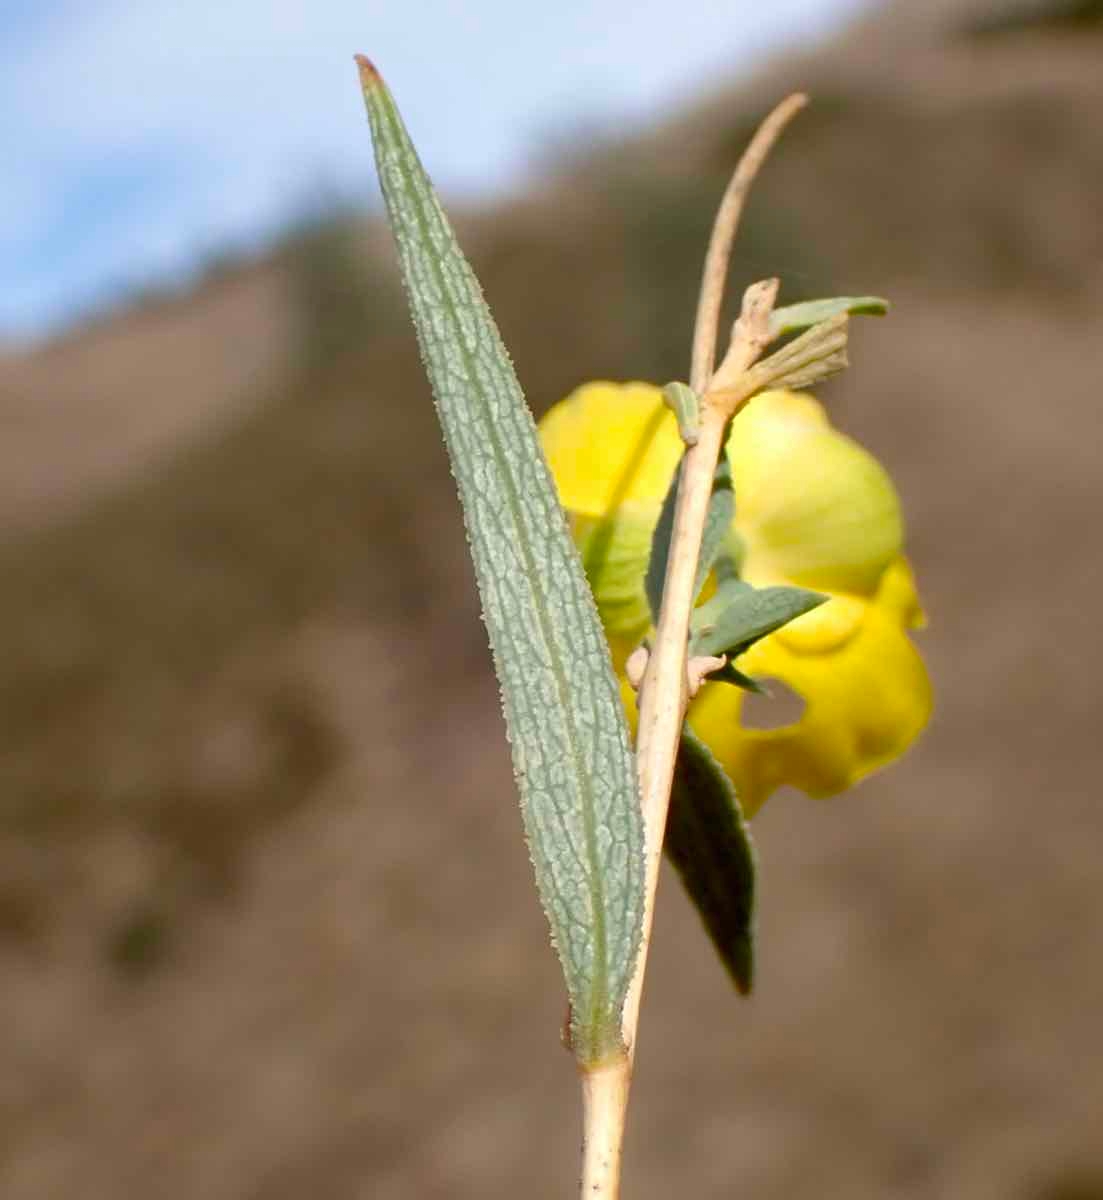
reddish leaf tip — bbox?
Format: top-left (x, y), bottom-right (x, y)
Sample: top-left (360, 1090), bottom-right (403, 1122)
top-left (354, 54), bottom-right (381, 88)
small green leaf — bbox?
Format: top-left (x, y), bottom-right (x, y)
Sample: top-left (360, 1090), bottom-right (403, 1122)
top-left (646, 450), bottom-right (734, 622)
top-left (708, 660), bottom-right (765, 693)
top-left (661, 382), bottom-right (701, 446)
top-left (665, 726), bottom-right (756, 993)
top-left (768, 295), bottom-right (889, 339)
top-left (691, 582), bottom-right (826, 659)
top-left (358, 59), bottom-right (644, 1065)
top-left (688, 577), bottom-right (752, 640)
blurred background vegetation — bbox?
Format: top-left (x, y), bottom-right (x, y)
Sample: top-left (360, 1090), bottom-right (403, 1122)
top-left (2, 0), bottom-right (1102, 1196)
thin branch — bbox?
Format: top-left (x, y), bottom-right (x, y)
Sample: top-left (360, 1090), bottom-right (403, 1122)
top-left (708, 277), bottom-right (779, 394)
top-left (578, 283), bottom-right (782, 1200)
top-left (578, 99), bottom-right (803, 1200)
top-left (688, 93), bottom-right (806, 395)
top-left (579, 1056), bottom-right (630, 1198)
top-left (620, 282), bottom-right (777, 1064)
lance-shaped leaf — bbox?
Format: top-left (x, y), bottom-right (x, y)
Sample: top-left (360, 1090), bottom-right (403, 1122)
top-left (768, 295), bottom-right (889, 339)
top-left (357, 59), bottom-right (643, 1065)
top-left (666, 726), bottom-right (756, 993)
top-left (691, 579), bottom-right (826, 659)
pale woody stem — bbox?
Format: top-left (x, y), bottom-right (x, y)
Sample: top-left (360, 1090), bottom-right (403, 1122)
top-left (577, 410), bottom-right (728, 1200)
top-left (621, 408), bottom-right (728, 1055)
top-left (577, 92), bottom-right (803, 1200)
top-left (689, 93), bottom-right (806, 394)
top-left (580, 1056), bottom-right (631, 1197)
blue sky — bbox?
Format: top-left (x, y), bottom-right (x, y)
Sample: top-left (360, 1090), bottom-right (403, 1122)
top-left (1, 0), bottom-right (866, 339)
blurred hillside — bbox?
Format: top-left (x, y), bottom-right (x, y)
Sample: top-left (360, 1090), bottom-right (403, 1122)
top-left (2, 1), bottom-right (1102, 1197)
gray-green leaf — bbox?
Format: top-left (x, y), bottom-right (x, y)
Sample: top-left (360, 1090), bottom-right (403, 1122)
top-left (661, 381), bottom-right (701, 446)
top-left (665, 726), bottom-right (756, 993)
top-left (691, 581), bottom-right (826, 659)
top-left (768, 295), bottom-right (888, 339)
top-left (358, 59), bottom-right (644, 1065)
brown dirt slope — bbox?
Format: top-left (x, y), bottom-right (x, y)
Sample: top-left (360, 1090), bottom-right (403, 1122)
top-left (0, 260), bottom-right (293, 541)
top-left (2, 2), bottom-right (1102, 1197)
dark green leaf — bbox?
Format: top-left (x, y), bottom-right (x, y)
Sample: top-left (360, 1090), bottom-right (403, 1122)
top-left (665, 726), bottom-right (756, 993)
top-left (708, 660), bottom-right (765, 693)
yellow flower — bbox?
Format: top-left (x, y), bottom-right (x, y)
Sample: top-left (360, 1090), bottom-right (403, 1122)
top-left (539, 382), bottom-right (931, 816)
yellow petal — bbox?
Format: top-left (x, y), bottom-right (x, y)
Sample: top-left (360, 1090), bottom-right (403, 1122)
top-left (540, 380), bottom-right (930, 813)
top-left (878, 555), bottom-right (927, 630)
top-left (687, 564), bottom-right (931, 816)
top-left (538, 382), bottom-right (684, 517)
top-left (728, 390), bottom-right (903, 597)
